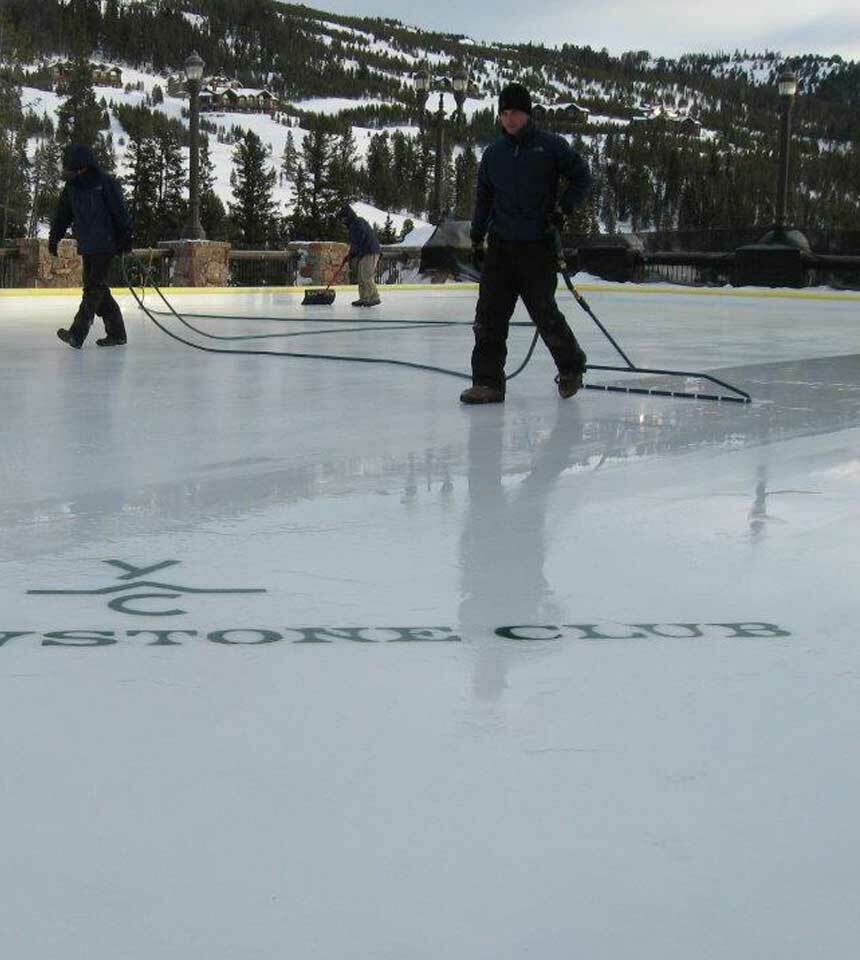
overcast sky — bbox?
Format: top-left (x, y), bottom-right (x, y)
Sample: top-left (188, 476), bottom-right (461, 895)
top-left (310, 1), bottom-right (860, 61)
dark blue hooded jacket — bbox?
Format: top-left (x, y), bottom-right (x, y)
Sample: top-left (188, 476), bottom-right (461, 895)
top-left (340, 206), bottom-right (381, 258)
top-left (470, 121), bottom-right (592, 244)
top-left (49, 145), bottom-right (133, 255)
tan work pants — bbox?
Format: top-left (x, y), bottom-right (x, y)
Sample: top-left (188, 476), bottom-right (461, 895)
top-left (357, 254), bottom-right (380, 303)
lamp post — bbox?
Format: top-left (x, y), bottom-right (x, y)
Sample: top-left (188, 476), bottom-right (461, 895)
top-left (773, 69), bottom-right (797, 243)
top-left (182, 51), bottom-right (206, 240)
top-left (414, 65), bottom-right (468, 225)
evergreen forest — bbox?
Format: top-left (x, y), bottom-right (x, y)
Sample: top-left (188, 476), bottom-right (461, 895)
top-left (1, 0), bottom-right (859, 248)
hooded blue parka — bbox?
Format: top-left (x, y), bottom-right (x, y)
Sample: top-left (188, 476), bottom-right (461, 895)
top-left (339, 205), bottom-right (381, 258)
top-left (49, 145), bottom-right (133, 255)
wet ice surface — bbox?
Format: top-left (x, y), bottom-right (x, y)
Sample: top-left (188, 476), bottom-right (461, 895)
top-left (2, 285), bottom-right (860, 958)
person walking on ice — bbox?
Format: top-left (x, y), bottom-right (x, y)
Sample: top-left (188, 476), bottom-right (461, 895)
top-left (461, 82), bottom-right (592, 404)
top-left (49, 144), bottom-right (133, 349)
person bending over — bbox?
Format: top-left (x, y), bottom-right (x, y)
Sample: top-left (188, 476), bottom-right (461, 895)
top-left (337, 205), bottom-right (382, 307)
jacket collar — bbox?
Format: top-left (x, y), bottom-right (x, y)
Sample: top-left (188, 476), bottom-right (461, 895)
top-left (71, 167), bottom-right (102, 189)
top-left (502, 119), bottom-right (536, 148)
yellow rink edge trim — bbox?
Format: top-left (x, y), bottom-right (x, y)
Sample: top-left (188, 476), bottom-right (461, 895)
top-left (3, 282), bottom-right (860, 302)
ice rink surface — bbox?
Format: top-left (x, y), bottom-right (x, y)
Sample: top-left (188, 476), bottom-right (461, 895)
top-left (2, 282), bottom-right (860, 958)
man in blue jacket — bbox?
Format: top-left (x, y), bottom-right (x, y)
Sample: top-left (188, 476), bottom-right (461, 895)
top-left (461, 83), bottom-right (592, 404)
top-left (49, 144), bottom-right (133, 349)
top-left (337, 205), bottom-right (382, 307)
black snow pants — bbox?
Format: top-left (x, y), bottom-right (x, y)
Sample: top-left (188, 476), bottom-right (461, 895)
top-left (69, 253), bottom-right (126, 344)
top-left (470, 237), bottom-right (586, 393)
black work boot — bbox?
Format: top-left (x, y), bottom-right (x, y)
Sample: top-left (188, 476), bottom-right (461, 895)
top-left (96, 335), bottom-right (127, 346)
top-left (351, 299), bottom-right (366, 307)
top-left (57, 328), bottom-right (83, 349)
top-left (460, 384), bottom-right (505, 404)
top-left (556, 371), bottom-right (584, 398)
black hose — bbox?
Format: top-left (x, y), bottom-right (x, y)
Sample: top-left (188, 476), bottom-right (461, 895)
top-left (124, 259), bottom-right (540, 383)
top-left (124, 255), bottom-right (751, 403)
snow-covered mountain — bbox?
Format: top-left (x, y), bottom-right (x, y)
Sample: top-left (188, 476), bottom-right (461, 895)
top-left (5, 0), bottom-right (860, 239)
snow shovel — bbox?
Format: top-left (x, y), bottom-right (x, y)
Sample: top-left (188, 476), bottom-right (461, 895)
top-left (301, 258), bottom-right (348, 306)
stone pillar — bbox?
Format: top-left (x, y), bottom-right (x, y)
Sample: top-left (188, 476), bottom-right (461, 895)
top-left (158, 240), bottom-right (231, 286)
top-left (15, 238), bottom-right (83, 288)
top-left (293, 242), bottom-right (351, 285)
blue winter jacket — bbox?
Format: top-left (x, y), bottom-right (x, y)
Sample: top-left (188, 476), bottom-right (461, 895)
top-left (50, 146), bottom-right (133, 255)
top-left (344, 211), bottom-right (381, 258)
top-left (471, 121), bottom-right (592, 244)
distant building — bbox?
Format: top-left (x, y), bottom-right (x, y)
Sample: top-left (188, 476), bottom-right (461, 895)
top-left (532, 100), bottom-right (590, 132)
top-left (165, 72), bottom-right (280, 114)
top-left (52, 61), bottom-right (123, 93)
top-left (200, 86), bottom-right (281, 115)
top-left (631, 105), bottom-right (701, 136)
top-left (550, 101), bottom-right (591, 123)
top-left (166, 73), bottom-right (240, 98)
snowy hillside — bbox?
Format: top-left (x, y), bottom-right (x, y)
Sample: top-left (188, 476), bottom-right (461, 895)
top-left (5, 0), bottom-right (860, 243)
top-left (19, 72), bottom-right (436, 238)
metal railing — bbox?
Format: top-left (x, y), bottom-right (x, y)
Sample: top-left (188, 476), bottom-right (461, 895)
top-left (803, 254), bottom-right (860, 291)
top-left (3, 241), bottom-right (860, 293)
top-left (377, 246), bottom-right (422, 284)
top-left (637, 252), bottom-right (735, 287)
top-left (0, 248), bottom-right (24, 288)
top-left (571, 247), bottom-right (860, 291)
top-left (228, 250), bottom-right (300, 287)
top-left (110, 248), bottom-right (174, 287)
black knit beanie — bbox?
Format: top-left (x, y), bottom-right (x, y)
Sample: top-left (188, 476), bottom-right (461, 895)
top-left (498, 83), bottom-right (532, 115)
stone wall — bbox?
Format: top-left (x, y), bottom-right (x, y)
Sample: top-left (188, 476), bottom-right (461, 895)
top-left (158, 240), bottom-right (231, 286)
top-left (293, 242), bottom-right (351, 286)
top-left (15, 238), bottom-right (82, 287)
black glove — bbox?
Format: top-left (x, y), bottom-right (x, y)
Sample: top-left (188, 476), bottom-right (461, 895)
top-left (48, 239), bottom-right (59, 257)
top-left (471, 240), bottom-right (485, 271)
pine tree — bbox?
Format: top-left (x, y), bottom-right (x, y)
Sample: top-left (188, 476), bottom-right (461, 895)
top-left (411, 131), bottom-right (434, 219)
top-left (365, 132), bottom-right (395, 210)
top-left (198, 136), bottom-right (228, 239)
top-left (229, 130), bottom-right (279, 248)
top-left (123, 135), bottom-right (161, 246)
top-left (93, 131), bottom-right (117, 174)
top-left (439, 140), bottom-right (456, 221)
top-left (57, 55), bottom-right (105, 149)
top-left (27, 137), bottom-right (63, 236)
top-left (567, 194), bottom-right (599, 237)
top-left (280, 130), bottom-right (297, 185)
top-left (102, 0), bottom-right (121, 51)
top-left (328, 128), bottom-right (358, 208)
top-left (0, 74), bottom-right (23, 131)
top-left (0, 81), bottom-right (30, 240)
top-left (377, 214), bottom-right (397, 244)
top-left (199, 135), bottom-right (216, 196)
top-left (288, 124), bottom-right (339, 240)
top-left (289, 162), bottom-right (314, 239)
top-left (390, 131), bottom-right (414, 211)
top-left (0, 134), bottom-right (30, 241)
top-left (452, 144), bottom-right (478, 220)
top-left (154, 130), bottom-right (186, 240)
